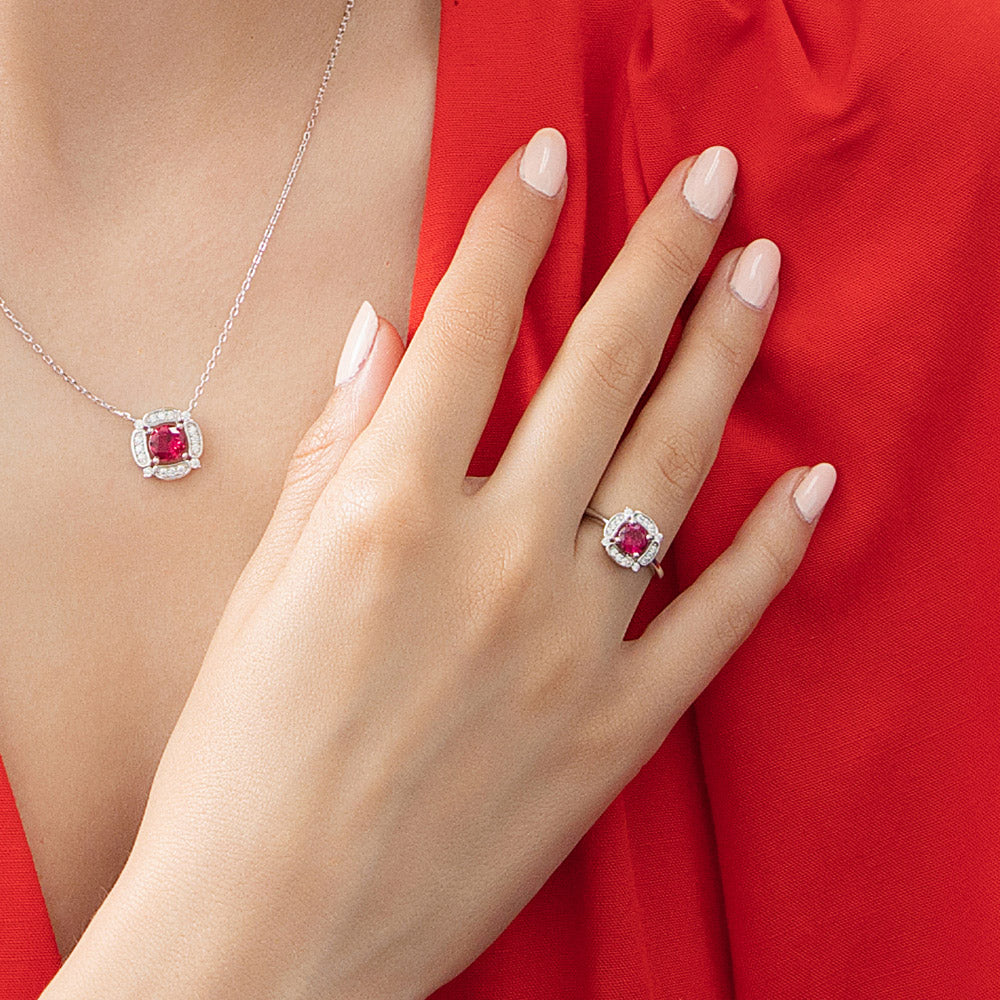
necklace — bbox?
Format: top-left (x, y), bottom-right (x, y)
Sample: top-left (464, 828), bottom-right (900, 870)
top-left (0, 0), bottom-right (356, 481)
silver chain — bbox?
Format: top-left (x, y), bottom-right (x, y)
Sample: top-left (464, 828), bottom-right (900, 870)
top-left (0, 0), bottom-right (356, 425)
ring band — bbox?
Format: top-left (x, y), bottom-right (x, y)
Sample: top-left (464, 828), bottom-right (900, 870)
top-left (583, 505), bottom-right (665, 579)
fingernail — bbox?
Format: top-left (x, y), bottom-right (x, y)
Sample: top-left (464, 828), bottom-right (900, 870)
top-left (729, 238), bottom-right (781, 310)
top-left (793, 463), bottom-right (837, 524)
top-left (518, 127), bottom-right (567, 198)
top-left (335, 300), bottom-right (378, 386)
top-left (682, 145), bottom-right (738, 221)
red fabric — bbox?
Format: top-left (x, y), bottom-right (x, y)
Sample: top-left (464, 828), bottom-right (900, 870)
top-left (4, 0), bottom-right (999, 996)
top-left (0, 758), bottom-right (59, 997)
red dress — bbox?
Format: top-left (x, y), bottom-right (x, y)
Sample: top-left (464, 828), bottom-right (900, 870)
top-left (4, 1), bottom-right (999, 996)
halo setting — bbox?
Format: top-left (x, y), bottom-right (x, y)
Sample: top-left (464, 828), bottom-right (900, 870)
top-left (131, 409), bottom-right (203, 480)
top-left (600, 507), bottom-right (663, 572)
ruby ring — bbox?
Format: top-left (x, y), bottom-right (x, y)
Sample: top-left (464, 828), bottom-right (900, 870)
top-left (582, 505), bottom-right (664, 578)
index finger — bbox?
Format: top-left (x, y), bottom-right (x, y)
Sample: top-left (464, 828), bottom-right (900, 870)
top-left (363, 127), bottom-right (568, 486)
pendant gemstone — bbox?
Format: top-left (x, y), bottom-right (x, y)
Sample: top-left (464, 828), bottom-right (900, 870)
top-left (147, 423), bottom-right (188, 463)
top-left (131, 408), bottom-right (203, 480)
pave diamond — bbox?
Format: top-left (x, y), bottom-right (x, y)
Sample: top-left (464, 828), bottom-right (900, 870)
top-left (131, 428), bottom-right (151, 468)
top-left (183, 417), bottom-right (203, 458)
top-left (153, 461), bottom-right (193, 480)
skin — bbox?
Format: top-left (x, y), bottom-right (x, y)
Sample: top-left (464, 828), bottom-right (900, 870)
top-left (1, 1), bottom-right (832, 995)
top-left (0, 0), bottom-right (440, 957)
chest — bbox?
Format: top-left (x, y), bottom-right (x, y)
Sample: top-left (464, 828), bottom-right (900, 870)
top-left (0, 38), bottom-right (439, 959)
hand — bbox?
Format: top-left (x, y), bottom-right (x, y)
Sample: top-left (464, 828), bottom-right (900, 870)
top-left (47, 128), bottom-right (834, 1000)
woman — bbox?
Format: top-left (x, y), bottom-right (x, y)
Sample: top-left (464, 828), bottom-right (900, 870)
top-left (2, 0), bottom-right (996, 997)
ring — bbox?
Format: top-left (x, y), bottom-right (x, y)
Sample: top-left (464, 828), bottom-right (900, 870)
top-left (582, 505), bottom-right (665, 578)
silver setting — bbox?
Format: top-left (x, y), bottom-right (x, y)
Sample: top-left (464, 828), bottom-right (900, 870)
top-left (144, 407), bottom-right (183, 427)
top-left (153, 461), bottom-right (194, 481)
top-left (600, 507), bottom-right (664, 573)
top-left (183, 413), bottom-right (203, 458)
top-left (131, 428), bottom-right (151, 468)
top-left (131, 408), bottom-right (203, 482)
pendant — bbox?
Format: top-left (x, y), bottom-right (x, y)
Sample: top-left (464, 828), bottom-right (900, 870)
top-left (131, 408), bottom-right (203, 480)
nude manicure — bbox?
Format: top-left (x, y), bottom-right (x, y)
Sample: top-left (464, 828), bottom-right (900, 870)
top-left (335, 300), bottom-right (378, 386)
top-left (518, 127), bottom-right (567, 198)
top-left (729, 238), bottom-right (781, 310)
top-left (682, 145), bottom-right (738, 221)
top-left (793, 463), bottom-right (837, 523)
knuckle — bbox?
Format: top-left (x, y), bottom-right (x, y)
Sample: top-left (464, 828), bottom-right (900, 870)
top-left (323, 450), bottom-right (441, 550)
top-left (711, 582), bottom-right (763, 652)
top-left (487, 214), bottom-right (550, 260)
top-left (745, 531), bottom-right (799, 589)
top-left (651, 425), bottom-right (707, 503)
top-left (337, 482), bottom-right (439, 565)
top-left (333, 498), bottom-right (387, 555)
top-left (457, 515), bottom-right (535, 640)
top-left (633, 221), bottom-right (703, 288)
top-left (469, 193), bottom-right (550, 259)
top-left (577, 322), bottom-right (654, 412)
top-left (435, 285), bottom-right (516, 366)
top-left (285, 420), bottom-right (348, 492)
top-left (482, 522), bottom-right (538, 610)
top-left (339, 436), bottom-right (429, 504)
top-left (703, 322), bottom-right (751, 381)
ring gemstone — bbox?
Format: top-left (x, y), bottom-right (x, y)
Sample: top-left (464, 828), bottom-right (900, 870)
top-left (614, 521), bottom-right (650, 557)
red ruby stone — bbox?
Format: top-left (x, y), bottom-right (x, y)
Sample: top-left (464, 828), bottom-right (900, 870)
top-left (614, 520), bottom-right (649, 557)
top-left (147, 422), bottom-right (188, 464)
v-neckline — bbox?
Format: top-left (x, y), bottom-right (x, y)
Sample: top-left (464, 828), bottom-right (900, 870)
top-left (0, 0), bottom-right (451, 970)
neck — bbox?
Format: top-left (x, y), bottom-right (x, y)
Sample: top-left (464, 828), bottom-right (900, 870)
top-left (0, 0), bottom-right (342, 174)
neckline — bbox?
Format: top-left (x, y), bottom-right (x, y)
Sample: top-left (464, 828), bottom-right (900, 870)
top-left (0, 0), bottom-right (450, 964)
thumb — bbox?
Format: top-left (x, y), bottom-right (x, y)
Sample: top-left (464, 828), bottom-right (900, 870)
top-left (219, 301), bottom-right (404, 633)
top-left (283, 299), bottom-right (406, 501)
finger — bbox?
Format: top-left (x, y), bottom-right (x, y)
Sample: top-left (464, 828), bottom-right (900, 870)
top-left (611, 463), bottom-right (837, 747)
top-left (579, 239), bottom-right (781, 625)
top-left (218, 302), bottom-right (405, 635)
top-left (489, 146), bottom-right (738, 520)
top-left (282, 302), bottom-right (406, 508)
top-left (363, 127), bottom-right (568, 487)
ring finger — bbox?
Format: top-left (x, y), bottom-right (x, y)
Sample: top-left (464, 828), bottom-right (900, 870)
top-left (579, 238), bottom-right (782, 628)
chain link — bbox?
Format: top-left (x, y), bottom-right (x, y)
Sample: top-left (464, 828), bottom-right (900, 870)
top-left (0, 0), bottom-right (356, 425)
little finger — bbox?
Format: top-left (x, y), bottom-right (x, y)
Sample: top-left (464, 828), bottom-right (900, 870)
top-left (613, 463), bottom-right (837, 747)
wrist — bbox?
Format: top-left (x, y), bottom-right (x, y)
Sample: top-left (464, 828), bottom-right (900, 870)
top-left (40, 861), bottom-right (267, 1000)
top-left (40, 853), bottom-right (421, 1000)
